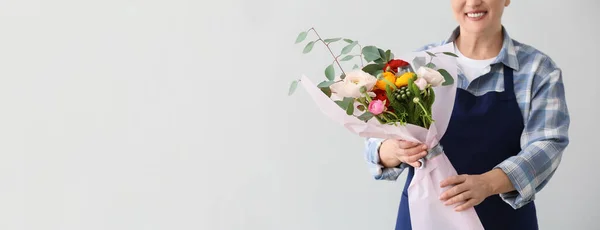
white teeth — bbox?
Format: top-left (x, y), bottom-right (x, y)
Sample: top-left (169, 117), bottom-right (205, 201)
top-left (467, 12), bottom-right (486, 18)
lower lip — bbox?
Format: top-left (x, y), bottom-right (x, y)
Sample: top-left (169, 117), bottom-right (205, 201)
top-left (466, 12), bottom-right (487, 21)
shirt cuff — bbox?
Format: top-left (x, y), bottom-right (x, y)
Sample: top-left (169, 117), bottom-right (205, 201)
top-left (494, 155), bottom-right (537, 209)
top-left (365, 138), bottom-right (407, 181)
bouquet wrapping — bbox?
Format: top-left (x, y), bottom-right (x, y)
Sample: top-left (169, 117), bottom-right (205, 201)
top-left (289, 28), bottom-right (485, 230)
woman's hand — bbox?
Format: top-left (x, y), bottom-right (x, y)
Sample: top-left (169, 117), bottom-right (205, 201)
top-left (378, 139), bottom-right (428, 168)
top-left (439, 169), bottom-right (514, 211)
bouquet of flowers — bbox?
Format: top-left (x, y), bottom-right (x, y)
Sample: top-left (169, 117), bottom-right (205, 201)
top-left (289, 27), bottom-right (485, 230)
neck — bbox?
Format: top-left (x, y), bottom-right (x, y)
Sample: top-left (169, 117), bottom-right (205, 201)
top-left (455, 25), bottom-right (504, 60)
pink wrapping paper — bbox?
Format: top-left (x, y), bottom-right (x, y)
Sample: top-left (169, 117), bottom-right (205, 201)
top-left (298, 43), bottom-right (485, 230)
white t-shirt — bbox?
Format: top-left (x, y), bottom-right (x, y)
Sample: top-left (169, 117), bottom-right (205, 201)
top-left (454, 44), bottom-right (496, 82)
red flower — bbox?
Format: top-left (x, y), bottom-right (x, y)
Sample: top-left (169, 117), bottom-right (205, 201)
top-left (384, 59), bottom-right (410, 73)
top-left (373, 89), bottom-right (390, 107)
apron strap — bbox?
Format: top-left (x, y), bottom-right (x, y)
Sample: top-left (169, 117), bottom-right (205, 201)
top-left (501, 65), bottom-right (515, 99)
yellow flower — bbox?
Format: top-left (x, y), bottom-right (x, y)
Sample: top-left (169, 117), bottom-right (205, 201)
top-left (395, 72), bottom-right (415, 88)
top-left (375, 72), bottom-right (397, 90)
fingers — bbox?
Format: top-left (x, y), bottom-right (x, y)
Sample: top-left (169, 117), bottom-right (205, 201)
top-left (440, 175), bottom-right (468, 188)
top-left (404, 145), bottom-right (427, 156)
top-left (396, 143), bottom-right (427, 162)
top-left (391, 140), bottom-right (428, 168)
top-left (398, 141), bottom-right (427, 154)
top-left (454, 198), bottom-right (479, 212)
top-left (440, 182), bottom-right (468, 201)
top-left (396, 140), bottom-right (420, 149)
top-left (443, 190), bottom-right (471, 206)
top-left (402, 151), bottom-right (427, 165)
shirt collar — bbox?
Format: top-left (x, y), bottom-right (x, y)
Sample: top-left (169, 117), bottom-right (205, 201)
top-left (443, 26), bottom-right (520, 71)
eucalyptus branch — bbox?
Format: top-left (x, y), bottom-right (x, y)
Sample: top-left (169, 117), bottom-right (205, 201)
top-left (309, 28), bottom-right (346, 76)
top-left (357, 43), bottom-right (365, 67)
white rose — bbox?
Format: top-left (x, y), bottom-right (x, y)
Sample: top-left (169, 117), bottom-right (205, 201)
top-left (416, 66), bottom-right (445, 87)
top-left (414, 77), bottom-right (428, 90)
top-left (329, 69), bottom-right (377, 98)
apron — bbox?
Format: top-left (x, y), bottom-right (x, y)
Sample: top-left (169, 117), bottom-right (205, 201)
top-left (395, 65), bottom-right (539, 230)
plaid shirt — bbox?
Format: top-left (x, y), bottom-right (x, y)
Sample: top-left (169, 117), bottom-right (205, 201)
top-left (364, 26), bottom-right (570, 209)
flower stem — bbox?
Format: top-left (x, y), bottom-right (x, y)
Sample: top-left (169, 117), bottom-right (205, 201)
top-left (309, 28), bottom-right (346, 76)
top-left (357, 43), bottom-right (365, 67)
top-left (415, 100), bottom-right (433, 127)
top-left (384, 111), bottom-right (400, 120)
top-left (362, 93), bottom-right (372, 103)
top-left (379, 114), bottom-right (392, 123)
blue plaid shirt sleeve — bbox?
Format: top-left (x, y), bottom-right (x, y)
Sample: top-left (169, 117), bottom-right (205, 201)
top-left (494, 59), bottom-right (570, 209)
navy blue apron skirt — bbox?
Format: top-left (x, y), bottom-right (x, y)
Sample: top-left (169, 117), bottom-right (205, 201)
top-left (395, 65), bottom-right (538, 230)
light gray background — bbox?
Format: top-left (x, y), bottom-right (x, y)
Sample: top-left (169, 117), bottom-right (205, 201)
top-left (0, 0), bottom-right (597, 229)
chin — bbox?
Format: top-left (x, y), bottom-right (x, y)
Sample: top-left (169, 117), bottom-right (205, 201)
top-left (461, 25), bottom-right (487, 34)
top-left (460, 21), bottom-right (493, 34)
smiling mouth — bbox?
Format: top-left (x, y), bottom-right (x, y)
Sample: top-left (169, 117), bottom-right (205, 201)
top-left (466, 11), bottom-right (487, 19)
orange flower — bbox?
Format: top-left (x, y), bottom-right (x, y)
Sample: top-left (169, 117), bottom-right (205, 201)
top-left (395, 72), bottom-right (415, 88)
top-left (375, 72), bottom-right (396, 90)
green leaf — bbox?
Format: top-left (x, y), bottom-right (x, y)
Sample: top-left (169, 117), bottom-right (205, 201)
top-left (384, 86), bottom-right (403, 119)
top-left (344, 39), bottom-right (354, 43)
top-left (295, 31), bottom-right (308, 44)
top-left (343, 97), bottom-right (354, 106)
top-left (408, 78), bottom-right (422, 100)
top-left (425, 87), bottom-right (435, 112)
top-left (325, 64), bottom-right (335, 81)
top-left (407, 78), bottom-right (423, 125)
top-left (426, 51), bottom-right (436, 57)
top-left (385, 50), bottom-right (392, 62)
top-left (341, 41), bottom-right (358, 55)
top-left (320, 86), bottom-right (332, 97)
top-left (317, 80), bottom-right (335, 88)
top-left (324, 38), bottom-right (341, 43)
top-left (374, 58), bottom-right (386, 65)
top-left (378, 48), bottom-right (387, 61)
top-left (438, 69), bottom-right (455, 86)
top-left (335, 101), bottom-right (346, 109)
top-left (288, 80), bottom-right (299, 96)
top-left (362, 63), bottom-right (384, 75)
top-left (303, 41), bottom-right (316, 54)
top-left (429, 88), bottom-right (435, 108)
top-left (346, 102), bottom-right (354, 115)
top-left (343, 97), bottom-right (355, 115)
top-left (353, 64), bottom-right (360, 70)
top-left (335, 97), bottom-right (354, 111)
top-left (357, 112), bottom-right (374, 121)
top-left (443, 52), bottom-right (459, 57)
top-left (362, 46), bottom-right (381, 62)
top-left (425, 63), bottom-right (436, 69)
top-left (340, 55), bottom-right (354, 61)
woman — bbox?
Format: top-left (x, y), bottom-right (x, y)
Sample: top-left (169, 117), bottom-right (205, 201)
top-left (364, 0), bottom-right (570, 229)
